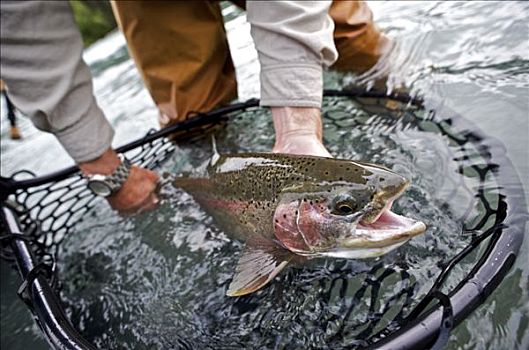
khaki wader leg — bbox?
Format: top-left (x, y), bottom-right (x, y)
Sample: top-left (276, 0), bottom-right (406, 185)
top-left (112, 0), bottom-right (383, 129)
top-left (329, 0), bottom-right (389, 72)
top-left (111, 1), bottom-right (237, 128)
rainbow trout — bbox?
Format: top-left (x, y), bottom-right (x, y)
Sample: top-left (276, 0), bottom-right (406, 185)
top-left (173, 150), bottom-right (426, 296)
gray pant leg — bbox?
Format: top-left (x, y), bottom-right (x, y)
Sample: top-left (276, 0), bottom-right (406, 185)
top-left (0, 1), bottom-right (114, 162)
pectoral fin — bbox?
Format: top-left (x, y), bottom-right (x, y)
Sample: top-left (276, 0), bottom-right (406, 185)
top-left (227, 238), bottom-right (293, 297)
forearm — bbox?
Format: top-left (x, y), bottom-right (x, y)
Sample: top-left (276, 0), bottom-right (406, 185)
top-left (0, 1), bottom-right (114, 163)
top-left (78, 148), bottom-right (120, 176)
top-left (247, 1), bottom-right (337, 108)
top-left (272, 107), bottom-right (323, 143)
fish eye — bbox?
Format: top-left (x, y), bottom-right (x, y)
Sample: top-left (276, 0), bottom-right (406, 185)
top-left (336, 203), bottom-right (354, 215)
top-left (331, 194), bottom-right (358, 216)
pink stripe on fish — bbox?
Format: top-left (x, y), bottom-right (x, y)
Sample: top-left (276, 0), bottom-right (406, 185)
top-left (199, 197), bottom-right (249, 212)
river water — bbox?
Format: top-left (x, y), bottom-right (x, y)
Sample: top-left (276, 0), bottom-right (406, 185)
top-left (1, 1), bottom-right (528, 349)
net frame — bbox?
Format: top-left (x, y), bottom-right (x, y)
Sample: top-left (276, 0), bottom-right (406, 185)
top-left (0, 88), bottom-right (525, 350)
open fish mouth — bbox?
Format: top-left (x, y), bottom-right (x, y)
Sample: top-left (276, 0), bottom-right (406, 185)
top-left (357, 203), bottom-right (425, 244)
top-left (342, 200), bottom-right (426, 249)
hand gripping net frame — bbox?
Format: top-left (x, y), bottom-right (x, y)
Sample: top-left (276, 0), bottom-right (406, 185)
top-left (0, 88), bottom-right (525, 350)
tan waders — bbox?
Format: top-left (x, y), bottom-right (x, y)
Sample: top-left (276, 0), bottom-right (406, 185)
top-left (111, 1), bottom-right (386, 128)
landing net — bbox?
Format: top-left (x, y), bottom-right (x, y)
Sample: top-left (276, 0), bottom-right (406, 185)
top-left (0, 88), bottom-right (525, 350)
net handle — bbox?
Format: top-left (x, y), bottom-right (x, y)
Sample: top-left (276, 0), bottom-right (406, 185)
top-left (0, 205), bottom-right (96, 350)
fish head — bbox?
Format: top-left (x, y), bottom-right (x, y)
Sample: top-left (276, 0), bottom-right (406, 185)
top-left (273, 160), bottom-right (426, 259)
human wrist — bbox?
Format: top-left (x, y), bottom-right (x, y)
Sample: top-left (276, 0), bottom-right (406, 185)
top-left (78, 148), bottom-right (120, 176)
top-left (271, 106), bottom-right (331, 157)
top-left (271, 106), bottom-right (323, 144)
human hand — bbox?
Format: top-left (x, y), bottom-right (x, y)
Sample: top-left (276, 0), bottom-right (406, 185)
top-left (79, 148), bottom-right (159, 214)
top-left (107, 166), bottom-right (159, 214)
top-left (158, 102), bottom-right (177, 128)
top-left (271, 107), bottom-right (332, 158)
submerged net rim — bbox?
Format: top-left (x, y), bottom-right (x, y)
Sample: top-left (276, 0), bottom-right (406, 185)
top-left (365, 94), bottom-right (526, 349)
top-left (0, 88), bottom-right (525, 350)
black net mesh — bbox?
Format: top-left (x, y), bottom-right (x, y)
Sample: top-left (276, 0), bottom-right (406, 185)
top-left (2, 133), bottom-right (175, 261)
top-left (0, 91), bottom-right (520, 349)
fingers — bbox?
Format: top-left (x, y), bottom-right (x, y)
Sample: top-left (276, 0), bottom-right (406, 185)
top-left (116, 191), bottom-right (159, 216)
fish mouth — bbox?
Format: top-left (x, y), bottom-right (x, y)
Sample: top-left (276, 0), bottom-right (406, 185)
top-left (339, 174), bottom-right (425, 251)
top-left (357, 204), bottom-right (425, 244)
top-left (340, 200), bottom-right (426, 250)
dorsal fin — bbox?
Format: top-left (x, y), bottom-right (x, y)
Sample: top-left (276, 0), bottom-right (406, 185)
top-left (210, 135), bottom-right (220, 166)
top-left (227, 237), bottom-right (293, 297)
